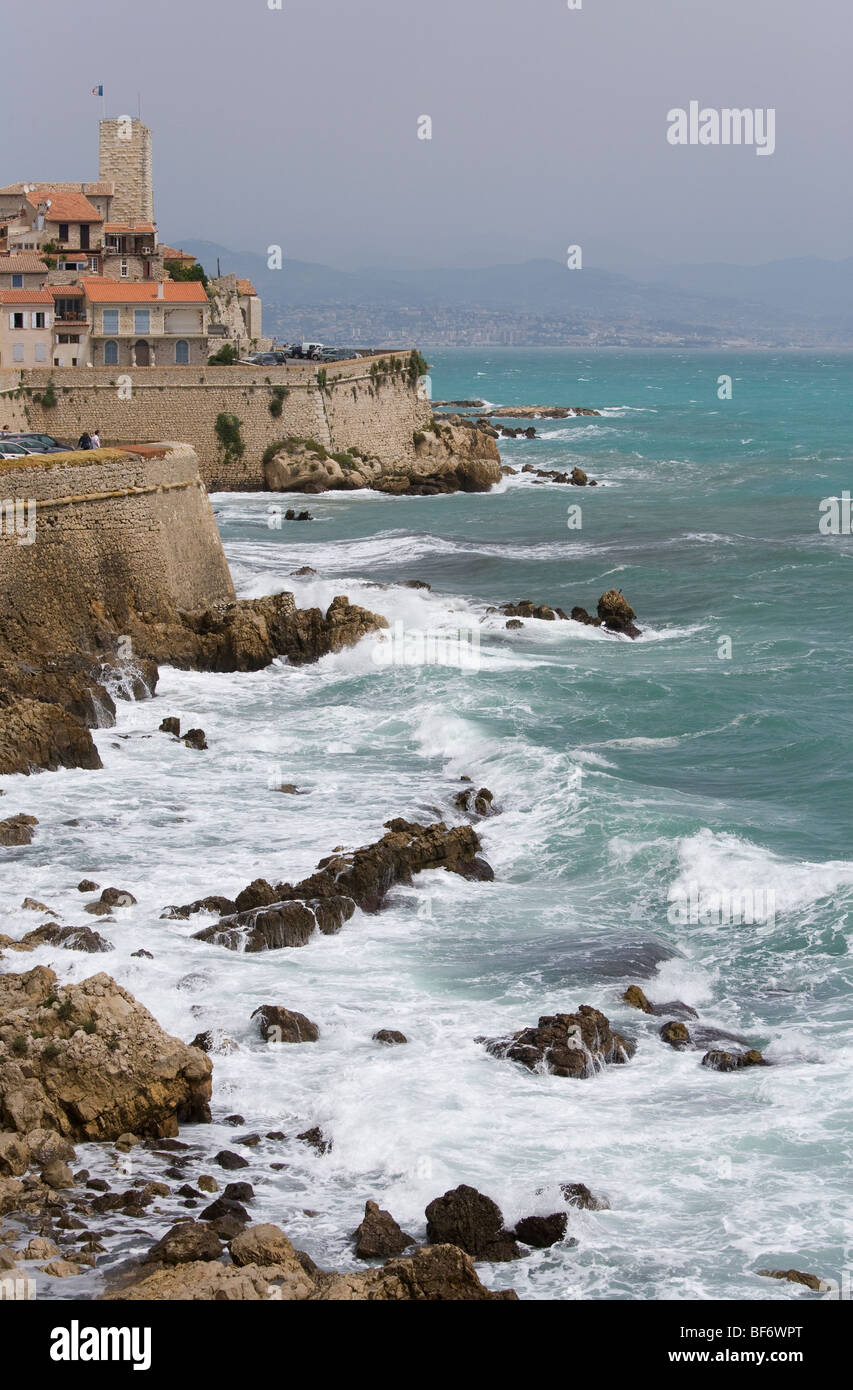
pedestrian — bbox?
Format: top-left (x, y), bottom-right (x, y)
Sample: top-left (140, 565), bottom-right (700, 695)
top-left (76, 430), bottom-right (92, 450)
top-left (91, 428), bottom-right (101, 448)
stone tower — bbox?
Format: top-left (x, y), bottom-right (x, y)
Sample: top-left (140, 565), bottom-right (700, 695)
top-left (98, 118), bottom-right (154, 224)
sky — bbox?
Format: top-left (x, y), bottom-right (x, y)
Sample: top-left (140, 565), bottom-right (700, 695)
top-left (3, 0), bottom-right (849, 273)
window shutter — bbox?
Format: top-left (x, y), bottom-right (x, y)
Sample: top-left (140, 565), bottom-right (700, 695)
top-left (44, 312), bottom-right (51, 329)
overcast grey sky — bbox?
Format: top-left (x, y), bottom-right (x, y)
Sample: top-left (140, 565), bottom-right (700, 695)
top-left (4, 0), bottom-right (849, 272)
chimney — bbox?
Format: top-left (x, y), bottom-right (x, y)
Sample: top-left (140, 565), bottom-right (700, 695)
top-left (157, 281), bottom-right (164, 299)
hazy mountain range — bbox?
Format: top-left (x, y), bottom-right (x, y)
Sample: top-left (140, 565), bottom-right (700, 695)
top-left (176, 240), bottom-right (853, 347)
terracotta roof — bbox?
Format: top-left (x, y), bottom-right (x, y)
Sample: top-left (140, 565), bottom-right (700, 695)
top-left (49, 285), bottom-right (84, 296)
top-left (27, 192), bottom-right (103, 223)
top-left (81, 277), bottom-right (208, 303)
top-left (0, 289), bottom-right (54, 304)
top-left (159, 246), bottom-right (196, 263)
top-left (0, 253), bottom-right (48, 273)
top-left (236, 279), bottom-right (258, 296)
top-left (104, 223), bottom-right (156, 235)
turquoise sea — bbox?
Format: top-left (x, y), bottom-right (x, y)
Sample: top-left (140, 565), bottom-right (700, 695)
top-left (5, 349), bottom-right (851, 1300)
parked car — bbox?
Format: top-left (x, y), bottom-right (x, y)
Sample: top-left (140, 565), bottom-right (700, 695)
top-left (238, 352), bottom-right (280, 366)
top-left (0, 441), bottom-right (30, 459)
top-left (0, 432), bottom-right (68, 454)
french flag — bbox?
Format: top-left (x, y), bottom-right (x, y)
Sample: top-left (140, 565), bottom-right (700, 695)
top-left (91, 84), bottom-right (103, 96)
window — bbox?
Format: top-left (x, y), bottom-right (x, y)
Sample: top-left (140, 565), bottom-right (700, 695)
top-left (58, 334), bottom-right (80, 344)
top-left (134, 309), bottom-right (150, 334)
top-left (13, 344), bottom-right (24, 362)
top-left (90, 258), bottom-right (98, 272)
top-left (11, 274), bottom-right (22, 288)
top-left (175, 339), bottom-right (189, 364)
top-left (11, 312), bottom-right (24, 329)
top-left (104, 340), bottom-right (119, 365)
top-left (58, 223), bottom-right (69, 242)
top-left (102, 309), bottom-right (119, 334)
top-left (34, 344), bottom-right (46, 362)
top-left (33, 313), bottom-right (46, 329)
top-left (120, 259), bottom-right (129, 278)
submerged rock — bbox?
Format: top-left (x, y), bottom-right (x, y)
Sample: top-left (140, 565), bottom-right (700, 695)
top-left (372, 1029), bottom-right (407, 1046)
top-left (757, 1268), bottom-right (830, 1293)
top-left (513, 1213), bottom-right (570, 1249)
top-left (480, 1004), bottom-right (635, 1078)
top-left (559, 1182), bottom-right (611, 1211)
top-left (660, 1021), bottom-right (692, 1050)
top-left (18, 924), bottom-right (113, 954)
top-left (0, 814), bottom-right (39, 846)
top-left (702, 1049), bottom-right (769, 1072)
top-left (251, 1005), bottom-right (319, 1044)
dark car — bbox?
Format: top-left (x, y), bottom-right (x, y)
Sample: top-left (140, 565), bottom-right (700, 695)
top-left (0, 432), bottom-right (69, 453)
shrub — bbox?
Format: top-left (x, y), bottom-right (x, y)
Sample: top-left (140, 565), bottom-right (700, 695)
top-left (208, 344), bottom-right (238, 366)
top-left (413, 430), bottom-right (426, 447)
top-left (42, 381), bottom-right (58, 409)
top-left (165, 259), bottom-right (208, 287)
top-left (317, 368), bottom-right (329, 396)
top-left (408, 349), bottom-right (430, 385)
top-left (268, 385), bottom-right (289, 418)
top-left (214, 412), bottom-right (244, 461)
top-left (11, 1035), bottom-right (28, 1056)
top-left (41, 993), bottom-right (59, 1009)
top-left (43, 1041), bottom-right (60, 1061)
top-left (57, 998), bottom-right (73, 1021)
top-left (82, 1015), bottom-right (97, 1035)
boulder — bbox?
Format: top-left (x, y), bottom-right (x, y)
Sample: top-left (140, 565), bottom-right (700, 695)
top-left (559, 1182), bottom-right (611, 1211)
top-left (660, 1021), bottom-right (692, 1050)
top-left (757, 1268), bottom-right (830, 1293)
top-left (99, 887), bottom-right (137, 908)
top-left (251, 1006), bottom-right (319, 1044)
top-left (77, 880), bottom-right (99, 893)
top-left (372, 1029), bottom-right (407, 1046)
top-left (513, 1213), bottom-right (569, 1248)
top-left (19, 924), bottom-right (113, 953)
top-left (425, 1184), bottom-right (521, 1262)
top-left (0, 967), bottom-right (212, 1141)
top-left (229, 1222), bottom-right (299, 1269)
top-left (0, 814), bottom-right (39, 846)
top-left (353, 1200), bottom-right (414, 1259)
top-left (0, 1132), bottom-right (29, 1176)
top-left (702, 1049), bottom-right (769, 1072)
top-left (623, 985), bottom-right (654, 1014)
top-left (159, 717), bottom-right (180, 736)
top-left (183, 729), bottom-right (208, 751)
top-left (597, 590), bottom-right (641, 639)
top-left (481, 1004), bottom-right (635, 1078)
top-left (144, 1221), bottom-right (222, 1265)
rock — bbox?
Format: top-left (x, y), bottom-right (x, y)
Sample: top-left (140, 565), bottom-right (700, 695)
top-left (200, 1196), bottom-right (250, 1226)
top-left (159, 717), bottom-right (180, 736)
top-left (597, 589), bottom-right (641, 639)
top-left (197, 1175), bottom-right (218, 1194)
top-left (425, 1185), bottom-right (521, 1262)
top-left (236, 1133), bottom-right (261, 1147)
top-left (115, 1133), bottom-right (140, 1151)
top-left (372, 1029), bottom-right (407, 1046)
top-left (21, 898), bottom-right (52, 913)
top-left (481, 1004), bottom-right (635, 1078)
top-left (191, 818), bottom-right (492, 953)
top-left (0, 967), bottom-right (212, 1141)
top-left (144, 1221), bottom-right (222, 1265)
top-left (183, 729), bottom-right (208, 751)
top-left (297, 1127), bottom-right (331, 1155)
top-left (84, 902), bottom-right (114, 917)
top-left (702, 1049), bottom-right (770, 1072)
top-left (99, 887), bottom-right (137, 908)
top-left (353, 1200), bottom-right (414, 1259)
top-left (26, 1129), bottom-right (76, 1166)
top-left (229, 1223), bottom-right (297, 1268)
top-left (454, 787), bottom-right (496, 818)
top-left (559, 1182), bottom-right (611, 1211)
top-left (235, 879), bottom-right (279, 913)
top-left (131, 949), bottom-right (153, 959)
top-left (161, 895), bottom-right (237, 921)
top-left (513, 1213), bottom-right (569, 1248)
top-left (757, 1269), bottom-right (830, 1293)
top-left (19, 924), bottom-right (113, 953)
top-left (223, 1181), bottom-right (254, 1204)
top-left (570, 466), bottom-right (588, 485)
top-left (623, 985), bottom-right (654, 1014)
top-left (505, 619), bottom-right (524, 630)
top-left (251, 1006), bottom-right (319, 1044)
top-left (660, 1021), bottom-right (692, 1050)
top-left (77, 880), bottom-right (99, 893)
top-left (40, 1258), bottom-right (82, 1278)
top-left (0, 1132), bottom-right (29, 1176)
top-left (223, 1115), bottom-right (245, 1127)
top-left (24, 1236), bottom-right (61, 1259)
top-left (215, 1151), bottom-right (248, 1171)
top-left (41, 1160), bottom-right (74, 1190)
top-left (0, 814), bottom-right (39, 846)
top-left (0, 697), bottom-right (101, 777)
top-left (190, 1029), bottom-right (238, 1055)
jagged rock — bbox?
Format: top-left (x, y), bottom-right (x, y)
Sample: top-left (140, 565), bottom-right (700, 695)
top-left (83, 901), bottom-right (114, 917)
top-left (481, 1004), bottom-right (635, 1078)
top-left (197, 1175), bottom-right (218, 1194)
top-left (660, 1021), bottom-right (692, 1050)
top-left (251, 1006), bottom-right (319, 1044)
top-left (24, 1236), bottom-right (61, 1260)
top-left (373, 1029), bottom-right (407, 1046)
top-left (0, 814), bottom-right (39, 846)
top-left (159, 717), bottom-right (180, 736)
top-left (0, 967), bottom-right (212, 1141)
top-left (0, 698), bottom-right (102, 776)
top-left (100, 888), bottom-right (136, 908)
top-left (215, 1151), bottom-right (248, 1171)
top-left (506, 619), bottom-right (523, 630)
top-left (200, 1196), bottom-right (249, 1226)
top-left (77, 880), bottom-right (99, 893)
top-left (757, 1268), bottom-right (830, 1293)
top-left (297, 1127), bottom-right (331, 1155)
top-left (597, 589), bottom-right (641, 638)
top-left (144, 1221), bottom-right (222, 1265)
top-left (19, 924), bottom-right (113, 953)
top-left (352, 1200), bottom-right (414, 1259)
top-left (425, 1185), bottom-right (521, 1262)
top-left (560, 1182), bottom-right (611, 1211)
top-left (190, 1029), bottom-right (238, 1055)
top-left (25, 1129), bottom-right (76, 1166)
top-left (570, 466), bottom-right (588, 485)
top-left (41, 1258), bottom-right (82, 1278)
top-left (0, 1132), bottom-right (29, 1176)
top-left (183, 728), bottom-right (208, 751)
top-left (131, 949), bottom-right (153, 959)
top-left (623, 985), bottom-right (654, 1014)
top-left (229, 1223), bottom-right (297, 1269)
top-left (41, 1159), bottom-right (74, 1189)
top-left (513, 1213), bottom-right (569, 1248)
top-left (702, 1049), bottom-right (769, 1072)
top-left (622, 985), bottom-right (698, 1020)
top-left (161, 895), bottom-right (237, 921)
top-left (192, 818), bottom-right (492, 953)
top-left (223, 1181), bottom-right (253, 1204)
top-left (21, 898), bottom-right (52, 913)
top-left (454, 786), bottom-right (496, 818)
top-left (235, 879), bottom-right (279, 913)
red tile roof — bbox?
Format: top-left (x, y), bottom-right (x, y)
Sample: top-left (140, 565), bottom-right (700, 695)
top-left (104, 223), bottom-right (156, 235)
top-left (0, 253), bottom-right (48, 273)
top-left (49, 286), bottom-right (84, 296)
top-left (236, 279), bottom-right (258, 296)
top-left (81, 277), bottom-right (208, 303)
top-left (159, 245), bottom-right (196, 263)
top-left (27, 192), bottom-right (103, 223)
top-left (0, 289), bottom-right (54, 304)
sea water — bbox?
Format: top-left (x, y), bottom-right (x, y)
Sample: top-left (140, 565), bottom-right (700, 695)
top-left (3, 349), bottom-right (851, 1300)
